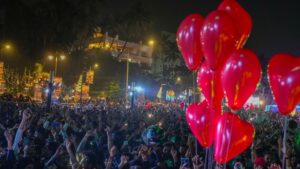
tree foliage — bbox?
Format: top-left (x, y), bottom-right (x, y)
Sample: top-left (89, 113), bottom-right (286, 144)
top-left (102, 81), bottom-right (121, 99)
top-left (151, 32), bottom-right (190, 85)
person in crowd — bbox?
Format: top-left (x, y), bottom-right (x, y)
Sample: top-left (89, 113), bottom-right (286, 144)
top-left (0, 99), bottom-right (299, 169)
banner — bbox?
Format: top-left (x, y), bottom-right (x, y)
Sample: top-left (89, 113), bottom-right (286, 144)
top-left (0, 62), bottom-right (5, 94)
top-left (86, 70), bottom-right (94, 84)
top-left (265, 105), bottom-right (300, 113)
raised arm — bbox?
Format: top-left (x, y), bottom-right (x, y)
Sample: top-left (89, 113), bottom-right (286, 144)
top-left (4, 130), bottom-right (14, 169)
top-left (76, 130), bottom-right (93, 153)
top-left (13, 109), bottom-right (31, 153)
top-left (105, 126), bottom-right (113, 152)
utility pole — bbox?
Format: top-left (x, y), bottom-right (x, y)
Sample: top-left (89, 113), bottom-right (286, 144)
top-left (47, 71), bottom-right (54, 112)
top-left (80, 55), bottom-right (88, 105)
top-left (125, 60), bottom-right (130, 104)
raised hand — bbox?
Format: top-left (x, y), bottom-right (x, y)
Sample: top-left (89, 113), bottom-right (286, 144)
top-left (105, 126), bottom-right (111, 134)
top-left (171, 147), bottom-right (178, 162)
top-left (84, 130), bottom-right (93, 138)
top-left (192, 155), bottom-right (203, 169)
top-left (4, 130), bottom-right (13, 149)
top-left (120, 155), bottom-right (129, 164)
top-left (268, 164), bottom-right (281, 169)
top-left (54, 145), bottom-right (64, 157)
top-left (179, 163), bottom-right (190, 169)
top-left (22, 109), bottom-right (31, 121)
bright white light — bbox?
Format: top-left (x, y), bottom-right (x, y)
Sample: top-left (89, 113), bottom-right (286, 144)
top-left (129, 92), bottom-right (133, 96)
top-left (135, 86), bottom-right (144, 92)
top-left (259, 100), bottom-right (264, 106)
top-left (45, 89), bottom-right (49, 93)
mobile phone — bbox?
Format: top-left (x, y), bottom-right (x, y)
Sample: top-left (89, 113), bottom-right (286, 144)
top-left (24, 137), bottom-right (30, 145)
top-left (234, 162), bottom-right (244, 169)
top-left (123, 140), bottom-right (128, 145)
top-left (180, 157), bottom-right (190, 167)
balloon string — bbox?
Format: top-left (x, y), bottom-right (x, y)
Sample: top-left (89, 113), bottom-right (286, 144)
top-left (192, 72), bottom-right (199, 155)
top-left (192, 72), bottom-right (196, 103)
top-left (224, 110), bottom-right (236, 169)
top-left (209, 145), bottom-right (214, 169)
top-left (209, 73), bottom-right (215, 168)
top-left (282, 117), bottom-right (288, 169)
top-left (208, 146), bottom-right (211, 169)
top-left (204, 148), bottom-right (208, 169)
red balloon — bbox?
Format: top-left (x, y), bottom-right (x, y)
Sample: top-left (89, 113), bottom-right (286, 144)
top-left (200, 10), bottom-right (239, 70)
top-left (221, 49), bottom-right (261, 110)
top-left (180, 102), bottom-right (185, 109)
top-left (214, 112), bottom-right (255, 163)
top-left (218, 0), bottom-right (252, 48)
top-left (197, 61), bottom-right (223, 109)
top-left (186, 101), bottom-right (221, 147)
top-left (268, 54), bottom-right (300, 115)
top-left (177, 14), bottom-right (204, 71)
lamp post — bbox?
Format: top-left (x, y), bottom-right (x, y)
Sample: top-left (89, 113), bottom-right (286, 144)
top-left (125, 59), bottom-right (131, 104)
top-left (125, 39), bottom-right (155, 104)
top-left (80, 63), bottom-right (99, 104)
top-left (0, 43), bottom-right (11, 60)
top-left (93, 63), bottom-right (99, 69)
top-left (48, 54), bottom-right (65, 77)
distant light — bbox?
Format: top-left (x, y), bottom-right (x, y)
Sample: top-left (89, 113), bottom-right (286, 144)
top-left (5, 44), bottom-right (11, 49)
top-left (94, 63), bottom-right (99, 69)
top-left (60, 55), bottom-right (66, 60)
top-left (135, 86), bottom-right (144, 92)
top-left (45, 89), bottom-right (49, 93)
top-left (148, 40), bottom-right (155, 46)
top-left (48, 55), bottom-right (54, 60)
top-left (259, 100), bottom-right (264, 106)
top-left (176, 77), bottom-right (181, 82)
top-left (105, 43), bottom-right (110, 48)
top-left (148, 113), bottom-right (153, 118)
top-left (129, 92), bottom-right (133, 96)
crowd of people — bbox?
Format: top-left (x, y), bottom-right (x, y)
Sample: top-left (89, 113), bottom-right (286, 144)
top-left (0, 99), bottom-right (299, 169)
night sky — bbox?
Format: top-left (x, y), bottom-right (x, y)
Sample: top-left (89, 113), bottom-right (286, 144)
top-left (1, 0), bottom-right (300, 87)
top-left (145, 0), bottom-right (300, 57)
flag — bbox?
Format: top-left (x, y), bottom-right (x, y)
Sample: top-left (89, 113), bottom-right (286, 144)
top-left (157, 86), bottom-right (163, 99)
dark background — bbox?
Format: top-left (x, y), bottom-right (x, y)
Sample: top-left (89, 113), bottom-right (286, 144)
top-left (0, 0), bottom-right (300, 87)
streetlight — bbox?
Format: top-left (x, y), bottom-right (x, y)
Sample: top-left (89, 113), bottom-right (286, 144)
top-left (47, 53), bottom-right (66, 77)
top-left (5, 45), bottom-right (11, 50)
top-left (125, 59), bottom-right (131, 104)
top-left (60, 55), bottom-right (66, 60)
top-left (148, 39), bottom-right (155, 46)
top-left (94, 63), bottom-right (99, 69)
top-left (48, 55), bottom-right (54, 60)
top-left (0, 43), bottom-right (13, 61)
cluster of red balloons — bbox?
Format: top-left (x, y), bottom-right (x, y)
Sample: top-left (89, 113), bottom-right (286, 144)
top-left (177, 0), bottom-right (300, 164)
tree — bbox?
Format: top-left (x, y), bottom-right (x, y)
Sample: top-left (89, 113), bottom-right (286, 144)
top-left (150, 31), bottom-right (191, 87)
top-left (3, 67), bottom-right (26, 95)
top-left (103, 81), bottom-right (121, 99)
top-left (98, 0), bottom-right (153, 59)
top-left (75, 74), bottom-right (83, 93)
top-left (2, 0), bottom-right (107, 58)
